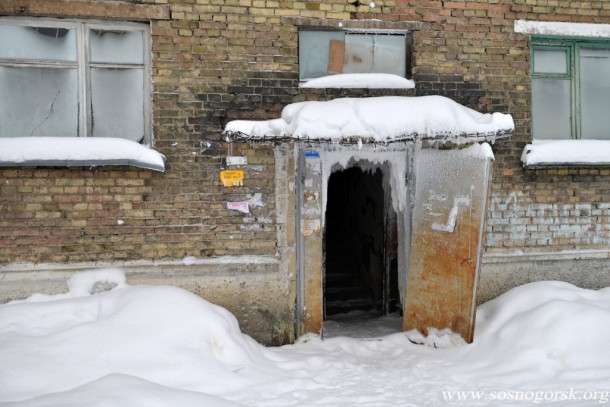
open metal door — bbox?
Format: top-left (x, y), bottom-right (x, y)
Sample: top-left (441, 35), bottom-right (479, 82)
top-left (403, 146), bottom-right (493, 343)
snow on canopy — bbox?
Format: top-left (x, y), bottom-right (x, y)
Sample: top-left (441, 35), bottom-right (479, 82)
top-left (300, 73), bottom-right (415, 89)
top-left (522, 140), bottom-right (610, 167)
top-left (3, 269), bottom-right (610, 405)
top-left (0, 137), bottom-right (166, 172)
top-left (224, 95), bottom-right (514, 144)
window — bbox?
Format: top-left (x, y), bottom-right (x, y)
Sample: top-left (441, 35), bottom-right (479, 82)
top-left (298, 29), bottom-right (410, 82)
top-left (0, 18), bottom-right (151, 144)
top-left (532, 37), bottom-right (610, 141)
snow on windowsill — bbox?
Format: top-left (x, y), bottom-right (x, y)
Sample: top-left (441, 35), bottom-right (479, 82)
top-left (521, 139), bottom-right (610, 168)
top-left (300, 73), bottom-right (415, 89)
top-left (0, 137), bottom-right (166, 172)
top-left (224, 95), bottom-right (514, 145)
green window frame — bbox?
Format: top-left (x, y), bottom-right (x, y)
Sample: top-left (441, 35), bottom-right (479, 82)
top-left (531, 36), bottom-right (610, 141)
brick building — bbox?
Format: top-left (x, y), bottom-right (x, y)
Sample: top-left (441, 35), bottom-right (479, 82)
top-left (1, 0), bottom-right (610, 344)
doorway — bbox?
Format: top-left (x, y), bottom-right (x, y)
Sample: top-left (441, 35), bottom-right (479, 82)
top-left (323, 165), bottom-right (400, 335)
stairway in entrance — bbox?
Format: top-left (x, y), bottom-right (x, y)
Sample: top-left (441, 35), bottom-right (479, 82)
top-left (324, 252), bottom-right (381, 316)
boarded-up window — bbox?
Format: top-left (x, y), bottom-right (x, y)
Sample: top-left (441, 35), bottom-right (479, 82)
top-left (298, 29), bottom-right (410, 82)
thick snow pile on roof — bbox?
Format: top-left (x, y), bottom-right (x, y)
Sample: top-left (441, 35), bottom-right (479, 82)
top-left (522, 140), bottom-right (610, 167)
top-left (0, 137), bottom-right (166, 172)
top-left (2, 269), bottom-right (610, 406)
top-left (300, 73), bottom-right (415, 89)
top-left (225, 96), bottom-right (514, 144)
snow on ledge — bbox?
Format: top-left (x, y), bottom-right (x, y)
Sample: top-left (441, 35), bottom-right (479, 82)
top-left (224, 96), bottom-right (514, 145)
top-left (521, 140), bottom-right (610, 167)
top-left (300, 73), bottom-right (415, 89)
top-left (514, 20), bottom-right (610, 38)
top-left (0, 137), bottom-right (166, 172)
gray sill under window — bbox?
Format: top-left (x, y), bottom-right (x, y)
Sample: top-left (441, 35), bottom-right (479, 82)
top-left (0, 137), bottom-right (166, 172)
top-left (523, 162), bottom-right (610, 169)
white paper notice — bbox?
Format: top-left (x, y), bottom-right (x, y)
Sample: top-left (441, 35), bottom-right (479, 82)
top-left (227, 201), bottom-right (249, 214)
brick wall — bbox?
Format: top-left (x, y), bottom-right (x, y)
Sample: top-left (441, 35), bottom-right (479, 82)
top-left (383, 1), bottom-right (610, 254)
top-left (2, 0), bottom-right (610, 313)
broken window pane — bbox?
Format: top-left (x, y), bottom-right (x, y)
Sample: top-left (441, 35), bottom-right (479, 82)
top-left (90, 29), bottom-right (144, 64)
top-left (580, 47), bottom-right (610, 140)
top-left (344, 34), bottom-right (374, 74)
top-left (0, 66), bottom-right (78, 137)
top-left (91, 68), bottom-right (144, 141)
top-left (532, 78), bottom-right (571, 140)
top-left (0, 25), bottom-right (76, 61)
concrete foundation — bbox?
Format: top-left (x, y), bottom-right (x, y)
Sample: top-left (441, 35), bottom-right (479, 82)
top-left (479, 251), bottom-right (610, 304)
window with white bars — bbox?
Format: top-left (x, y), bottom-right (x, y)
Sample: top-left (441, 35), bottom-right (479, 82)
top-left (0, 18), bottom-right (151, 145)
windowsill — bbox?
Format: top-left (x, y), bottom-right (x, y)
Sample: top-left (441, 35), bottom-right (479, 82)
top-left (521, 139), bottom-right (610, 168)
top-left (300, 73), bottom-right (415, 90)
top-left (0, 137), bottom-right (165, 172)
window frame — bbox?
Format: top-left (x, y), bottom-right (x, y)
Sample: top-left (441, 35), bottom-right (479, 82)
top-left (0, 17), bottom-right (152, 146)
top-left (531, 35), bottom-right (610, 141)
top-left (298, 27), bottom-right (412, 83)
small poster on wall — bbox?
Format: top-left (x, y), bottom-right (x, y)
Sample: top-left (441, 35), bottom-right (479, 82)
top-left (220, 170), bottom-right (244, 187)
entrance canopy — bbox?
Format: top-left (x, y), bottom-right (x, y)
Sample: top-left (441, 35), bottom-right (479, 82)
top-left (223, 96), bottom-right (514, 343)
top-left (224, 96), bottom-right (514, 145)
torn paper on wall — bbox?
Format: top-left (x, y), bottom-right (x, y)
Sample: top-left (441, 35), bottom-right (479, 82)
top-left (227, 201), bottom-right (249, 214)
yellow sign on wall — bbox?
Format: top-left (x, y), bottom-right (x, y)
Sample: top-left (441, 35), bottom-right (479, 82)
top-left (220, 170), bottom-right (244, 187)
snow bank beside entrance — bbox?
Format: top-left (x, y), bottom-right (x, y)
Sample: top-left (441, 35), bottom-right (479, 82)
top-left (3, 269), bottom-right (610, 405)
top-left (225, 96), bottom-right (514, 144)
top-left (0, 269), bottom-right (275, 404)
top-left (455, 281), bottom-right (610, 389)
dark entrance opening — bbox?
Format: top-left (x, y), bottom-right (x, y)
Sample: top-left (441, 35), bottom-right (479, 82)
top-left (323, 165), bottom-right (400, 332)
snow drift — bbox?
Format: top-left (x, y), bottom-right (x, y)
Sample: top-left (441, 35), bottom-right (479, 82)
top-left (0, 269), bottom-right (275, 405)
top-left (2, 269), bottom-right (610, 406)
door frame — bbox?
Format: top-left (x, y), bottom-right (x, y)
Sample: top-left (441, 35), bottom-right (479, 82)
top-left (295, 144), bottom-right (412, 337)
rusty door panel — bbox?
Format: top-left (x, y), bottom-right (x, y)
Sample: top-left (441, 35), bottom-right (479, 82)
top-left (403, 147), bottom-right (492, 343)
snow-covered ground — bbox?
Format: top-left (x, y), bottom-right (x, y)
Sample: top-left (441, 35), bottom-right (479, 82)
top-left (2, 269), bottom-right (610, 406)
